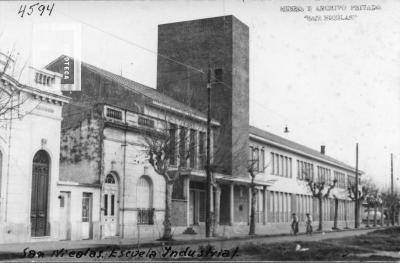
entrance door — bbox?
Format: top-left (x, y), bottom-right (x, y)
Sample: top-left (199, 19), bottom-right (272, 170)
top-left (59, 192), bottom-right (71, 240)
top-left (104, 174), bottom-right (118, 237)
top-left (189, 190), bottom-right (195, 225)
top-left (199, 191), bottom-right (206, 222)
top-left (31, 150), bottom-right (50, 237)
top-left (82, 193), bottom-right (92, 239)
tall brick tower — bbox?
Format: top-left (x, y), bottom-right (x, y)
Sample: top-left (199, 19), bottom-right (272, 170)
top-left (157, 15), bottom-right (249, 178)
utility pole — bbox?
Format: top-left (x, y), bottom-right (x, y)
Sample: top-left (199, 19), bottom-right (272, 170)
top-left (355, 143), bottom-right (359, 228)
top-left (391, 153), bottom-right (395, 226)
top-left (391, 153), bottom-right (394, 194)
top-left (205, 67), bottom-right (212, 237)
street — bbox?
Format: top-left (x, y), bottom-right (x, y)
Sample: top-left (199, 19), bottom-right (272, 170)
top-left (6, 228), bottom-right (394, 261)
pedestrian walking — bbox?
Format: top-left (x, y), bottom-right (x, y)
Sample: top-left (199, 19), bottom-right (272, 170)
top-left (305, 213), bottom-right (313, 236)
top-left (291, 213), bottom-right (299, 236)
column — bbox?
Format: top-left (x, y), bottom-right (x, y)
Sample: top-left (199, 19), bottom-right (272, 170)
top-left (230, 183), bottom-right (234, 225)
top-left (263, 186), bottom-right (268, 225)
top-left (195, 130), bottom-right (200, 169)
top-left (211, 185), bottom-right (214, 213)
top-left (248, 187), bottom-right (252, 224)
top-left (214, 185), bottom-right (221, 234)
top-left (195, 191), bottom-right (200, 224)
top-left (185, 176), bottom-right (190, 226)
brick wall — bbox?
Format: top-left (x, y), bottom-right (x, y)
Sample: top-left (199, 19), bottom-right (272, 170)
top-left (171, 199), bottom-right (187, 226)
top-left (60, 109), bottom-right (102, 184)
top-left (157, 16), bottom-right (249, 177)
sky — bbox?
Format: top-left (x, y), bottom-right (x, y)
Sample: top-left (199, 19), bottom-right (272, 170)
top-left (0, 0), bottom-right (399, 189)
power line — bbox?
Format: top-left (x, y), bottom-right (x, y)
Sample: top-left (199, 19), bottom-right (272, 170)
top-left (56, 11), bottom-right (341, 144)
top-left (57, 11), bottom-right (205, 75)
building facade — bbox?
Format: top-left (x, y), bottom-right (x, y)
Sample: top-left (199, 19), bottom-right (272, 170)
top-left (0, 53), bottom-right (69, 243)
top-left (155, 15), bottom-right (362, 236)
top-left (46, 57), bottom-right (223, 240)
top-left (36, 15), bottom-right (363, 242)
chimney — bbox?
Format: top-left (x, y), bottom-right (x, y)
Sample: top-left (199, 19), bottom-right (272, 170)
top-left (320, 145), bottom-right (326, 155)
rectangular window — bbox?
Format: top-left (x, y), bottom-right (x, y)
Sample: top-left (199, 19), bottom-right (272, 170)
top-left (271, 153), bottom-right (275, 174)
top-left (189, 129), bottom-right (196, 169)
top-left (138, 116), bottom-right (155, 128)
top-left (276, 154), bottom-right (280, 175)
top-left (214, 68), bottom-right (223, 82)
top-left (111, 194), bottom-right (115, 216)
top-left (285, 157), bottom-right (289, 177)
top-left (179, 127), bottom-right (186, 168)
top-left (297, 160), bottom-right (300, 178)
top-left (104, 194), bottom-right (108, 216)
top-left (199, 132), bottom-right (206, 169)
top-left (254, 148), bottom-right (260, 172)
top-left (261, 149), bottom-right (265, 172)
top-left (82, 193), bottom-right (92, 222)
top-left (106, 108), bottom-right (122, 120)
top-left (137, 208), bottom-right (155, 225)
top-left (249, 146), bottom-right (254, 164)
top-left (169, 124), bottom-right (177, 166)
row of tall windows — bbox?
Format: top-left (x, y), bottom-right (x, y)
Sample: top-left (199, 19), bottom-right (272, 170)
top-left (334, 171), bottom-right (346, 188)
top-left (297, 160), bottom-right (314, 180)
top-left (268, 191), bottom-right (292, 223)
top-left (255, 189), bottom-right (264, 223)
top-left (271, 153), bottom-right (292, 177)
top-left (168, 124), bottom-right (207, 170)
top-left (317, 166), bottom-right (331, 184)
top-left (249, 146), bottom-right (265, 172)
top-left (348, 175), bottom-right (355, 186)
top-left (312, 198), bottom-right (330, 221)
top-left (296, 194), bottom-right (313, 221)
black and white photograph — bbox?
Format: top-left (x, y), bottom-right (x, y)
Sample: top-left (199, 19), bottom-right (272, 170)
top-left (0, 0), bottom-right (399, 261)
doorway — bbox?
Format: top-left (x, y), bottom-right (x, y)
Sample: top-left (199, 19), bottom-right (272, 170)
top-left (31, 150), bottom-right (50, 237)
top-left (59, 191), bottom-right (71, 240)
top-left (82, 192), bottom-right (93, 239)
top-left (103, 173), bottom-right (119, 237)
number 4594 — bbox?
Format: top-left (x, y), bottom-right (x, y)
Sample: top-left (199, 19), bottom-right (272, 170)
top-left (18, 3), bottom-right (55, 18)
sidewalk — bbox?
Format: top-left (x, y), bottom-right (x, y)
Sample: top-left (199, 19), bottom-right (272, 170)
top-left (0, 225), bottom-right (388, 260)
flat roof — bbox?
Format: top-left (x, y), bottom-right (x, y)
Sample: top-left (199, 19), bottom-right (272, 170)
top-left (250, 125), bottom-right (362, 174)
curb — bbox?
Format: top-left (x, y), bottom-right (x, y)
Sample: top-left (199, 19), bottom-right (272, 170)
top-left (0, 226), bottom-right (391, 260)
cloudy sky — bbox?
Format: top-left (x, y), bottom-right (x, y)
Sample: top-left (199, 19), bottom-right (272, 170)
top-left (1, 0), bottom-right (399, 189)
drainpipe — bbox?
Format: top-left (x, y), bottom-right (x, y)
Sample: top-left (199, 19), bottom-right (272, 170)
top-left (121, 110), bottom-right (127, 238)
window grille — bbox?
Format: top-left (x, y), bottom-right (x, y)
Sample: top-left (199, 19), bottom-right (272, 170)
top-left (138, 116), bottom-right (154, 128)
top-left (106, 108), bottom-right (122, 120)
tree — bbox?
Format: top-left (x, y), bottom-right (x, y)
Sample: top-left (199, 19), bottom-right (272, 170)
top-left (144, 114), bottom-right (198, 240)
top-left (247, 156), bottom-right (270, 235)
top-left (381, 190), bottom-right (400, 226)
top-left (0, 51), bottom-right (22, 120)
top-left (332, 195), bottom-right (339, 230)
top-left (365, 187), bottom-right (379, 227)
top-left (248, 158), bottom-right (258, 236)
top-left (305, 176), bottom-right (337, 231)
top-left (0, 49), bottom-right (30, 143)
top-left (348, 178), bottom-right (374, 228)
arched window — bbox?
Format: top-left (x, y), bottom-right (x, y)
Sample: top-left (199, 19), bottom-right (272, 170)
top-left (137, 176), bottom-right (153, 208)
top-left (105, 174), bottom-right (116, 184)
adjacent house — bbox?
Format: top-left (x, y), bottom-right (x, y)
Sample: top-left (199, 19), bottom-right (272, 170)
top-left (0, 52), bottom-right (69, 243)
